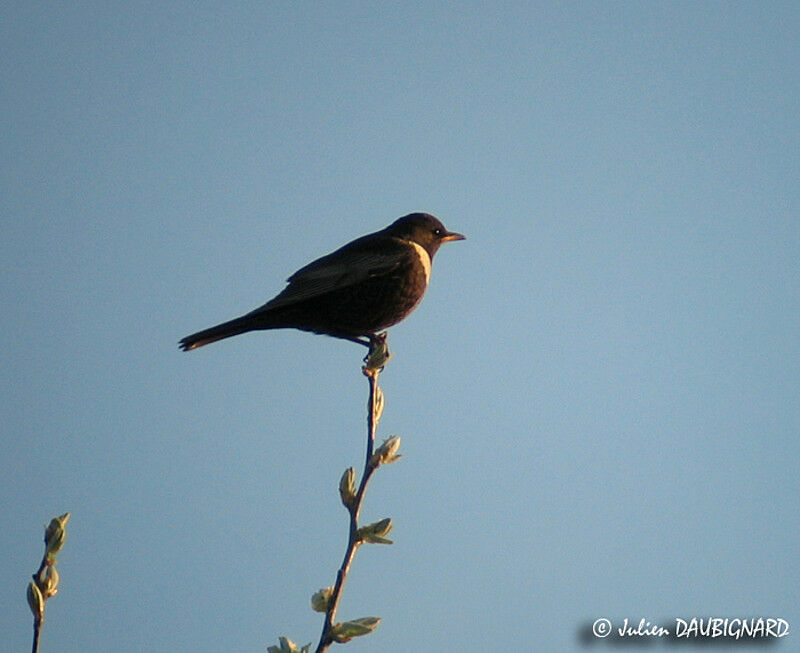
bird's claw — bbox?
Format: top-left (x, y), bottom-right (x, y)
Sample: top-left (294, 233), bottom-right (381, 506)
top-left (363, 332), bottom-right (390, 372)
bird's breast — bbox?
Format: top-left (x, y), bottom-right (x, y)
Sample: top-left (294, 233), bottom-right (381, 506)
top-left (406, 240), bottom-right (431, 285)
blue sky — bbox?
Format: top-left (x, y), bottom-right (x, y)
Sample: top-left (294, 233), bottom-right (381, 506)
top-left (2, 3), bottom-right (798, 651)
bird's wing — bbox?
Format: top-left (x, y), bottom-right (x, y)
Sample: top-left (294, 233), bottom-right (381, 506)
top-left (248, 237), bottom-right (406, 312)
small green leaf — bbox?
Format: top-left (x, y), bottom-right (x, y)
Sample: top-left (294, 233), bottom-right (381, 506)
top-left (357, 518), bottom-right (393, 544)
top-left (370, 435), bottom-right (402, 467)
top-left (331, 616), bottom-right (382, 642)
top-left (267, 636), bottom-right (310, 653)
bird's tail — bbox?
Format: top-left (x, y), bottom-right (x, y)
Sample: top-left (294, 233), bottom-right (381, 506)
top-left (179, 316), bottom-right (255, 351)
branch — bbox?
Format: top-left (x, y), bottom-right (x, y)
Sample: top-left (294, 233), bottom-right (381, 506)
top-left (268, 335), bottom-right (399, 653)
top-left (314, 335), bottom-right (396, 652)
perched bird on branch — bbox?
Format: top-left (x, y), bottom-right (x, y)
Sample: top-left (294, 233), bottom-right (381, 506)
top-left (179, 212), bottom-right (464, 351)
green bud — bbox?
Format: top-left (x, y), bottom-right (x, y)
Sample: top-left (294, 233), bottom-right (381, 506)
top-left (339, 467), bottom-right (356, 509)
top-left (311, 586), bottom-right (333, 613)
top-left (27, 580), bottom-right (44, 621)
top-left (40, 565), bottom-right (60, 598)
top-left (44, 512), bottom-right (70, 560)
top-left (331, 616), bottom-right (382, 642)
top-left (357, 517), bottom-right (393, 544)
top-left (370, 435), bottom-right (402, 467)
top-left (373, 385), bottom-right (385, 424)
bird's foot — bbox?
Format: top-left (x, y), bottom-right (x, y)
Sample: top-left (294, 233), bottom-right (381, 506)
top-left (363, 332), bottom-right (390, 373)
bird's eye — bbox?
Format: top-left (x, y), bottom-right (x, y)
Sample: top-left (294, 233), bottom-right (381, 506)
top-left (433, 228), bottom-right (443, 236)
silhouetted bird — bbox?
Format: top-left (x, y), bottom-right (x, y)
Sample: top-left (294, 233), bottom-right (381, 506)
top-left (179, 213), bottom-right (464, 351)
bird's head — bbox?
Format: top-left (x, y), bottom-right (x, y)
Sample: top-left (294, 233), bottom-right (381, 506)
top-left (388, 213), bottom-right (465, 257)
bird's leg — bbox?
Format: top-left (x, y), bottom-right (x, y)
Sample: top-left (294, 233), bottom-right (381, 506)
top-left (325, 332), bottom-right (372, 347)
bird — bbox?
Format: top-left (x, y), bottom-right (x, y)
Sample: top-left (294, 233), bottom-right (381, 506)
top-left (179, 212), bottom-right (464, 351)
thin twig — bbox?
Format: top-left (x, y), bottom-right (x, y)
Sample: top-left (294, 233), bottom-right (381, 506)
top-left (28, 513), bottom-right (69, 653)
top-left (31, 553), bottom-right (48, 653)
top-left (314, 364), bottom-right (382, 653)
top-left (32, 620), bottom-right (41, 653)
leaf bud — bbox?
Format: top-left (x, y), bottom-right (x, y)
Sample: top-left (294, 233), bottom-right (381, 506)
top-left (311, 586), bottom-right (333, 613)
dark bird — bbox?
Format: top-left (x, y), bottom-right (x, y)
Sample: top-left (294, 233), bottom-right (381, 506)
top-left (179, 213), bottom-right (464, 351)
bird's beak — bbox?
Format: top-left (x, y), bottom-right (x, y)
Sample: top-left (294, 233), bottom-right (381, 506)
top-left (442, 231), bottom-right (465, 242)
